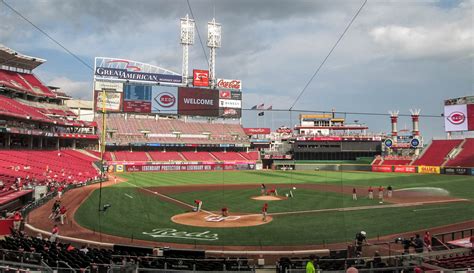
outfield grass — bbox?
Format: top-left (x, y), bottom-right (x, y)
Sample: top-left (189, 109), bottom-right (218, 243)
top-left (75, 170), bottom-right (474, 246)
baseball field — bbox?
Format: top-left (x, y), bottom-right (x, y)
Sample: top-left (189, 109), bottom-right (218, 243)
top-left (66, 170), bottom-right (473, 247)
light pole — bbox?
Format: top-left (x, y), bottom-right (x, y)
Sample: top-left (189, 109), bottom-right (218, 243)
top-left (207, 18), bottom-right (221, 88)
top-left (180, 14), bottom-right (195, 85)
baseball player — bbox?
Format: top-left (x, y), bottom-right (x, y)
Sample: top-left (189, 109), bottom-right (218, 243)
top-left (261, 184), bottom-right (266, 195)
top-left (194, 199), bottom-right (203, 212)
top-left (387, 185), bottom-right (393, 198)
top-left (352, 188), bottom-right (357, 200)
top-left (368, 186), bottom-right (374, 200)
top-left (267, 188), bottom-right (278, 196)
top-left (262, 203), bottom-right (268, 222)
top-left (378, 186), bottom-right (384, 200)
top-left (221, 207), bottom-right (228, 217)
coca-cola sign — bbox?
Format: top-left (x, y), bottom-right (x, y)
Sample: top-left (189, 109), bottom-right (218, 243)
top-left (217, 78), bottom-right (242, 90)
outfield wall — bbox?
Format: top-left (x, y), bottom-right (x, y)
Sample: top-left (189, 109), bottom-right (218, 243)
top-left (108, 161), bottom-right (256, 172)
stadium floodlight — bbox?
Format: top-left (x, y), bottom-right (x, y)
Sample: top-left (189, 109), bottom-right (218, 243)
top-left (180, 14), bottom-right (195, 85)
top-left (207, 18), bottom-right (221, 88)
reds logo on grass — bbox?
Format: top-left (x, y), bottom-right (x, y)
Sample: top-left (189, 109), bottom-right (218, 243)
top-left (155, 92), bottom-right (176, 108)
top-left (447, 112), bottom-right (465, 125)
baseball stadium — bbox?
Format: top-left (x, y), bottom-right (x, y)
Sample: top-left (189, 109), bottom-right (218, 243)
top-left (0, 1), bottom-right (473, 272)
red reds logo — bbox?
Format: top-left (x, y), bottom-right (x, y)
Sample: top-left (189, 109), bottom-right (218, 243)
top-left (217, 79), bottom-right (241, 90)
top-left (155, 92), bottom-right (176, 108)
top-left (447, 112), bottom-right (465, 125)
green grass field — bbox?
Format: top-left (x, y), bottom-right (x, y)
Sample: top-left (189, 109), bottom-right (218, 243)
top-left (74, 170), bottom-right (474, 246)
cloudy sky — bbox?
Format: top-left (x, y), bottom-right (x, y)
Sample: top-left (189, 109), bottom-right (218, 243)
top-left (0, 0), bottom-right (472, 139)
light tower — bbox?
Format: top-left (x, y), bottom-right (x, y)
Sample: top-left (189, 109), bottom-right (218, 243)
top-left (207, 18), bottom-right (221, 88)
top-left (180, 14), bottom-right (195, 85)
top-left (410, 109), bottom-right (421, 156)
top-left (389, 110), bottom-right (399, 141)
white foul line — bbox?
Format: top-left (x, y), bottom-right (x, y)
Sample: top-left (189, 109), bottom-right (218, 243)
top-left (124, 181), bottom-right (216, 216)
top-left (124, 193), bottom-right (134, 199)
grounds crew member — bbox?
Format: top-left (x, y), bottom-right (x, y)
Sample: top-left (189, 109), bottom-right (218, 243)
top-left (306, 255), bottom-right (317, 273)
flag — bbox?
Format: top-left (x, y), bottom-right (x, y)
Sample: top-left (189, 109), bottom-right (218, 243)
top-left (257, 103), bottom-right (265, 110)
top-left (258, 112), bottom-right (264, 116)
top-left (251, 105), bottom-right (257, 110)
top-left (266, 105), bottom-right (273, 110)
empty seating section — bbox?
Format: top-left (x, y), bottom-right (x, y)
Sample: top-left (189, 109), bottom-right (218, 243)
top-left (413, 139), bottom-right (463, 166)
top-left (0, 69), bottom-right (54, 97)
top-left (239, 151), bottom-right (259, 160)
top-left (426, 254), bottom-right (474, 270)
top-left (114, 151), bottom-right (148, 161)
top-left (100, 115), bottom-right (249, 145)
top-left (382, 159), bottom-right (411, 165)
top-left (372, 158), bottom-right (382, 165)
top-left (0, 95), bottom-right (49, 121)
top-left (181, 152), bottom-right (215, 161)
top-left (0, 150), bottom-right (99, 187)
top-left (446, 138), bottom-right (474, 167)
top-left (148, 151), bottom-right (183, 161)
top-left (212, 152), bottom-right (246, 161)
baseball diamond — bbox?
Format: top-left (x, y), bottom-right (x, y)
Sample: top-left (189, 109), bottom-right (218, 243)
top-left (27, 170), bottom-right (474, 249)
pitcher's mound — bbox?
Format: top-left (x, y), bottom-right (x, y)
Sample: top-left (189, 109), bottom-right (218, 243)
top-left (251, 195), bottom-right (288, 201)
top-left (172, 212), bottom-right (272, 228)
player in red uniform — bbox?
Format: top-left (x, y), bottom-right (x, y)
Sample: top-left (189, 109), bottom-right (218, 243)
top-left (352, 188), bottom-right (357, 200)
top-left (194, 200), bottom-right (203, 212)
top-left (262, 203), bottom-right (268, 222)
top-left (221, 207), bottom-right (228, 217)
top-left (267, 188), bottom-right (278, 196)
top-left (378, 186), bottom-right (384, 200)
top-left (368, 186), bottom-right (374, 199)
top-left (424, 231), bottom-right (432, 252)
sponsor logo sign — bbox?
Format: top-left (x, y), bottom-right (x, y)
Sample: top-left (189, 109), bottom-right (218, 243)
top-left (216, 78), bottom-right (242, 90)
top-left (94, 91), bottom-right (122, 111)
top-left (219, 90), bottom-right (242, 100)
top-left (218, 99), bottom-right (241, 109)
top-left (95, 67), bottom-right (182, 84)
top-left (443, 167), bottom-right (469, 175)
top-left (444, 104), bottom-right (468, 132)
top-left (193, 69), bottom-right (209, 87)
top-left (94, 81), bottom-right (123, 92)
top-left (394, 165), bottom-right (416, 173)
top-left (243, 128), bottom-right (271, 135)
top-left (276, 128), bottom-right (292, 134)
top-left (143, 228), bottom-right (218, 241)
top-left (152, 86), bottom-right (178, 114)
top-left (123, 101), bottom-right (151, 113)
top-left (372, 165), bottom-right (392, 172)
top-left (218, 108), bottom-right (241, 118)
top-left (384, 139), bottom-right (393, 148)
top-left (418, 166), bottom-right (440, 174)
top-left (178, 87), bottom-right (219, 116)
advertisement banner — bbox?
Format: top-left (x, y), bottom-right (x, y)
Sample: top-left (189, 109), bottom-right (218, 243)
top-left (95, 67), bottom-right (182, 84)
top-left (394, 165), bottom-right (417, 173)
top-left (123, 101), bottom-right (151, 113)
top-left (178, 87), bottom-right (219, 116)
top-left (124, 84), bottom-right (152, 101)
top-left (468, 104), bottom-right (474, 131)
top-left (94, 91), bottom-right (122, 111)
top-left (243, 128), bottom-right (271, 135)
top-left (218, 99), bottom-right (242, 109)
top-left (372, 165), bottom-right (392, 172)
top-left (216, 79), bottom-right (242, 90)
top-left (125, 162), bottom-right (255, 172)
top-left (193, 70), bottom-right (209, 87)
top-left (219, 90), bottom-right (242, 100)
top-left (151, 86), bottom-right (178, 114)
top-left (218, 108), bottom-right (241, 118)
top-left (418, 166), bottom-right (441, 174)
top-left (444, 104), bottom-right (468, 132)
top-left (443, 167), bottom-right (469, 175)
top-left (94, 81), bottom-right (123, 92)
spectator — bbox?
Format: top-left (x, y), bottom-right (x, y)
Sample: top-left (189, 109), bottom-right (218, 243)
top-left (413, 234), bottom-right (424, 253)
top-left (13, 211), bottom-right (22, 231)
top-left (80, 245), bottom-right (89, 254)
top-left (424, 231), bottom-right (432, 252)
top-left (373, 251), bottom-right (382, 266)
top-left (50, 225), bottom-right (59, 242)
top-left (306, 255), bottom-right (317, 273)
